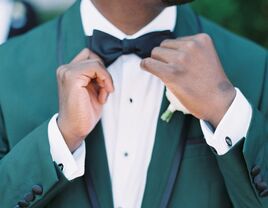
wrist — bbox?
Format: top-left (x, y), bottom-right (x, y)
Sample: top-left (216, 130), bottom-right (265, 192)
top-left (207, 86), bottom-right (236, 128)
top-left (57, 118), bottom-right (85, 153)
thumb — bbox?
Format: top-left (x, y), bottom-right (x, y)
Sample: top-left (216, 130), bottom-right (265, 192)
top-left (71, 48), bottom-right (91, 63)
top-left (71, 48), bottom-right (105, 66)
top-left (87, 48), bottom-right (102, 61)
top-left (87, 48), bottom-right (105, 67)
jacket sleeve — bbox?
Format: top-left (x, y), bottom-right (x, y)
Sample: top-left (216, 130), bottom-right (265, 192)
top-left (216, 53), bottom-right (268, 207)
top-left (0, 107), bottom-right (70, 208)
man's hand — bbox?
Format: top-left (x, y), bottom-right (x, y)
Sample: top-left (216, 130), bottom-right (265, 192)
top-left (141, 33), bottom-right (236, 128)
top-left (56, 49), bottom-right (114, 152)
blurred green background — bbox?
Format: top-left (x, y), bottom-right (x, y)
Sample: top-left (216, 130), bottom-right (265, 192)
top-left (38, 0), bottom-right (268, 47)
top-left (192, 0), bottom-right (268, 47)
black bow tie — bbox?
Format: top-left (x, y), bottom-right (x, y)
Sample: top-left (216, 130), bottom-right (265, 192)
top-left (88, 29), bottom-right (175, 67)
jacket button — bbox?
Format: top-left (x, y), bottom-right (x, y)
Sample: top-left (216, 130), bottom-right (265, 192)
top-left (253, 174), bottom-right (262, 184)
top-left (58, 163), bottom-right (64, 171)
top-left (32, 184), bottom-right (43, 195)
top-left (24, 192), bottom-right (35, 202)
top-left (251, 165), bottom-right (261, 177)
top-left (256, 181), bottom-right (268, 192)
top-left (210, 147), bottom-right (218, 154)
top-left (260, 189), bottom-right (268, 197)
top-left (18, 199), bottom-right (29, 207)
top-left (225, 137), bottom-right (232, 147)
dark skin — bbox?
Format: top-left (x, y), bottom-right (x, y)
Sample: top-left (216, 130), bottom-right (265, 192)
top-left (90, 0), bottom-right (184, 35)
top-left (57, 0), bottom-right (236, 152)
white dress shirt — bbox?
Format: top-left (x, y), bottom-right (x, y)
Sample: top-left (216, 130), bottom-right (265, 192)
top-left (0, 0), bottom-right (13, 45)
top-left (48, 0), bottom-right (253, 207)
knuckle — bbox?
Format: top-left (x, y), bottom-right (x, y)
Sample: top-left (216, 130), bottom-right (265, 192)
top-left (177, 52), bottom-right (187, 63)
top-left (185, 40), bottom-right (196, 50)
top-left (160, 39), bottom-right (172, 47)
top-left (57, 65), bottom-right (67, 79)
top-left (196, 33), bottom-right (212, 44)
top-left (142, 58), bottom-right (152, 69)
top-left (151, 47), bottom-right (161, 57)
top-left (62, 69), bottom-right (72, 81)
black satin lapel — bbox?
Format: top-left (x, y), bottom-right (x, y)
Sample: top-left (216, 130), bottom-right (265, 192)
top-left (58, 2), bottom-right (113, 206)
top-left (141, 5), bottom-right (202, 208)
top-left (57, 2), bottom-right (203, 208)
top-left (141, 93), bottom-right (187, 207)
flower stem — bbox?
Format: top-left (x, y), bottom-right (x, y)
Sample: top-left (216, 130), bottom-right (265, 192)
top-left (161, 110), bottom-right (174, 122)
top-left (161, 104), bottom-right (176, 122)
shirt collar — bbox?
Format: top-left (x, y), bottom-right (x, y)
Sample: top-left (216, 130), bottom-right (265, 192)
top-left (0, 0), bottom-right (13, 44)
top-left (80, 0), bottom-right (177, 40)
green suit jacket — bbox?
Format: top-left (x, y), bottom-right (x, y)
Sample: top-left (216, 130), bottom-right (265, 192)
top-left (0, 1), bottom-right (268, 208)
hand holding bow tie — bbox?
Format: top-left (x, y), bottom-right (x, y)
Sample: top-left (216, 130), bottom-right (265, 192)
top-left (56, 32), bottom-right (236, 151)
top-left (141, 33), bottom-right (236, 128)
top-left (56, 49), bottom-right (114, 152)
top-left (55, 30), bottom-right (173, 152)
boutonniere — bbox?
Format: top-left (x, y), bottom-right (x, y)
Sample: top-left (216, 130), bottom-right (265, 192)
top-left (161, 88), bottom-right (191, 122)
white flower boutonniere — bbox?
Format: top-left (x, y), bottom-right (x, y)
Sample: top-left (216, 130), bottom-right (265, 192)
top-left (161, 88), bottom-right (191, 122)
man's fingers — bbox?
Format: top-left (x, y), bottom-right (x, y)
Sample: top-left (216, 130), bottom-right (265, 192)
top-left (59, 59), bottom-right (114, 92)
top-left (71, 48), bottom-right (105, 66)
top-left (95, 77), bottom-right (105, 88)
top-left (87, 49), bottom-right (105, 65)
top-left (151, 47), bottom-right (181, 64)
top-left (160, 37), bottom-right (196, 50)
top-left (71, 48), bottom-right (91, 63)
top-left (96, 76), bottom-right (114, 93)
top-left (140, 58), bottom-right (169, 79)
top-left (98, 88), bottom-right (109, 104)
top-left (70, 49), bottom-right (110, 90)
top-left (77, 61), bottom-right (114, 92)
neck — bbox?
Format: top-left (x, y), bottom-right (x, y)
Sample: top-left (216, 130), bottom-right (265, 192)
top-left (91, 0), bottom-right (166, 35)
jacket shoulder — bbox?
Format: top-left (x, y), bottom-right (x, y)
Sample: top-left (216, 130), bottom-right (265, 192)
top-left (0, 17), bottom-right (59, 71)
top-left (0, 17), bottom-right (59, 97)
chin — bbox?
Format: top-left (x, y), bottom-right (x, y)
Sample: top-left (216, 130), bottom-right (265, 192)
top-left (162, 0), bottom-right (194, 5)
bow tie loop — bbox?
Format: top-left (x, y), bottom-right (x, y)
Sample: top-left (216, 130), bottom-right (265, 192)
top-left (88, 29), bottom-right (175, 66)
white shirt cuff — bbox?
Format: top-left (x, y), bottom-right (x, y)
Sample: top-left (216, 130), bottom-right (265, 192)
top-left (48, 114), bottom-right (86, 180)
top-left (200, 88), bottom-right (252, 155)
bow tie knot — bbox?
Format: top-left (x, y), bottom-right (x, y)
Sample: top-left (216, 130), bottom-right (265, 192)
top-left (88, 29), bottom-right (175, 67)
top-left (122, 39), bottom-right (138, 55)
